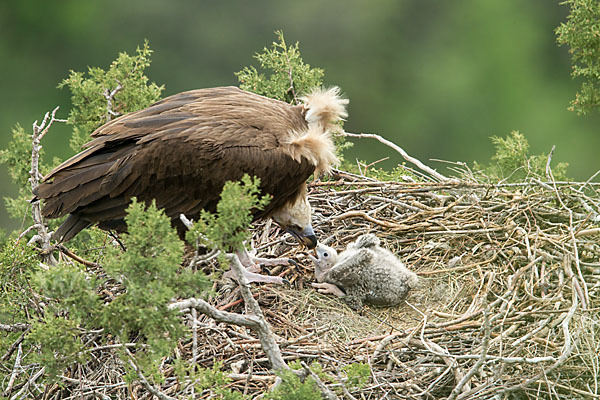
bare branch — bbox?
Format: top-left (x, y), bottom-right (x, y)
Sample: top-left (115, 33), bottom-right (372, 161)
top-left (451, 306), bottom-right (491, 400)
top-left (103, 81), bottom-right (123, 122)
top-left (0, 323), bottom-right (30, 332)
top-left (300, 361), bottom-right (340, 400)
top-left (124, 347), bottom-right (175, 400)
top-left (8, 366), bottom-right (44, 400)
top-left (58, 245), bottom-right (101, 268)
top-left (29, 106), bottom-right (65, 266)
top-left (169, 297), bottom-right (263, 329)
top-left (341, 131), bottom-right (456, 183)
top-left (2, 343), bottom-right (22, 397)
top-left (227, 253), bottom-right (288, 371)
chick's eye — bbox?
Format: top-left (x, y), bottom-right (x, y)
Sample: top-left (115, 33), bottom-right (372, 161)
top-left (323, 252), bottom-right (329, 258)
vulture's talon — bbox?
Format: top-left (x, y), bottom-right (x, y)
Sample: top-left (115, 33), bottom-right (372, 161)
top-left (287, 258), bottom-right (298, 267)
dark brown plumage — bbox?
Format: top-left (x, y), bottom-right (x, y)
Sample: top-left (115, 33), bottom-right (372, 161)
top-left (34, 86), bottom-right (347, 243)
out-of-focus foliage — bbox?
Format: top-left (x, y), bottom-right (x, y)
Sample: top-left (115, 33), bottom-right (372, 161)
top-left (0, 124), bottom-right (49, 226)
top-left (556, 0), bottom-right (600, 115)
top-left (343, 161), bottom-right (421, 183)
top-left (59, 40), bottom-right (164, 151)
top-left (474, 131), bottom-right (569, 182)
top-left (236, 30), bottom-right (324, 104)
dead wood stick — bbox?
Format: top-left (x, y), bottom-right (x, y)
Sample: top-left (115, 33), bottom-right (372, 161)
top-left (299, 361), bottom-right (340, 400)
top-left (58, 245), bottom-right (100, 268)
top-left (28, 107), bottom-right (65, 266)
top-left (342, 131), bottom-right (455, 183)
top-left (228, 254), bottom-right (288, 371)
top-left (124, 348), bottom-right (175, 400)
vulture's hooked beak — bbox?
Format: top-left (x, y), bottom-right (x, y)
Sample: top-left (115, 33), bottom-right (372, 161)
top-left (286, 225), bottom-right (318, 249)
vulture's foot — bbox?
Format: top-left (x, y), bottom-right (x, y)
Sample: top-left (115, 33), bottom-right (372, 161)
top-left (311, 282), bottom-right (346, 297)
top-left (238, 268), bottom-right (289, 285)
top-left (237, 247), bottom-right (295, 268)
top-left (222, 248), bottom-right (289, 285)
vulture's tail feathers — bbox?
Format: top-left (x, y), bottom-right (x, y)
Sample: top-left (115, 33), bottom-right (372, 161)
top-left (53, 214), bottom-right (91, 243)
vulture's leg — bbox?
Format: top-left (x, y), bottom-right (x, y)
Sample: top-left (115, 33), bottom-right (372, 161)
top-left (311, 282), bottom-right (346, 297)
top-left (229, 248), bottom-right (290, 285)
top-left (237, 247), bottom-right (295, 268)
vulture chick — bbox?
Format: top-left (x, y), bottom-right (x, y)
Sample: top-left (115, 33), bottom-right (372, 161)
top-left (309, 234), bottom-right (419, 309)
top-left (34, 86), bottom-right (348, 283)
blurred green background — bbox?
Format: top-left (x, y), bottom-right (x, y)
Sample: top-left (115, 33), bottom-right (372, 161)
top-left (1, 0), bottom-right (599, 232)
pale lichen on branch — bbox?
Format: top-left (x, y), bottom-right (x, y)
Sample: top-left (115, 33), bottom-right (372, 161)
top-left (27, 106), bottom-right (66, 265)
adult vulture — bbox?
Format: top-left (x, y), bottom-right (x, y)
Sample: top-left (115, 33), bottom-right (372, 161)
top-left (34, 86), bottom-right (347, 283)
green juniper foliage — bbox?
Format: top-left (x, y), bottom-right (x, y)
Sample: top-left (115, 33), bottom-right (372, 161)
top-left (474, 131), bottom-right (569, 182)
top-left (556, 0), bottom-right (600, 114)
top-left (27, 315), bottom-right (87, 381)
top-left (183, 362), bottom-right (249, 400)
top-left (33, 264), bottom-right (100, 323)
top-left (59, 40), bottom-right (164, 151)
top-left (236, 30), bottom-right (324, 104)
top-left (0, 123), bottom-right (41, 188)
top-left (100, 199), bottom-right (207, 356)
top-left (185, 174), bottom-right (271, 256)
top-left (0, 124), bottom-right (49, 224)
top-left (26, 199), bottom-right (209, 383)
top-left (0, 238), bottom-right (40, 325)
top-left (265, 367), bottom-right (322, 400)
top-left (342, 362), bottom-right (371, 390)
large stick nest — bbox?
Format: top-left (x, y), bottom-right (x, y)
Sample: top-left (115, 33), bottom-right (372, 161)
top-left (44, 167), bottom-right (600, 399)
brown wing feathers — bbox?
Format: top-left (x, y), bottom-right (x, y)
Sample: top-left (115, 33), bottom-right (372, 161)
top-left (36, 86), bottom-right (346, 242)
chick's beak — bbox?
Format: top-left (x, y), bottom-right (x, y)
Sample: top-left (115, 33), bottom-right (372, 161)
top-left (286, 225), bottom-right (318, 249)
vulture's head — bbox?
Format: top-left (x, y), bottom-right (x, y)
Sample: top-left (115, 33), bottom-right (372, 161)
top-left (271, 194), bottom-right (318, 249)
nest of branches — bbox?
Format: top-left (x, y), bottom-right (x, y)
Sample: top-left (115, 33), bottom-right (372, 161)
top-left (177, 165), bottom-right (599, 399)
top-left (57, 167), bottom-right (597, 400)
top-left (16, 131), bottom-right (600, 399)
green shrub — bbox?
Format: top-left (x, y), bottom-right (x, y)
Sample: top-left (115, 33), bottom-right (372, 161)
top-left (556, 0), bottom-right (600, 114)
top-left (59, 40), bottom-right (164, 151)
top-left (236, 30), bottom-right (324, 104)
top-left (474, 131), bottom-right (569, 182)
